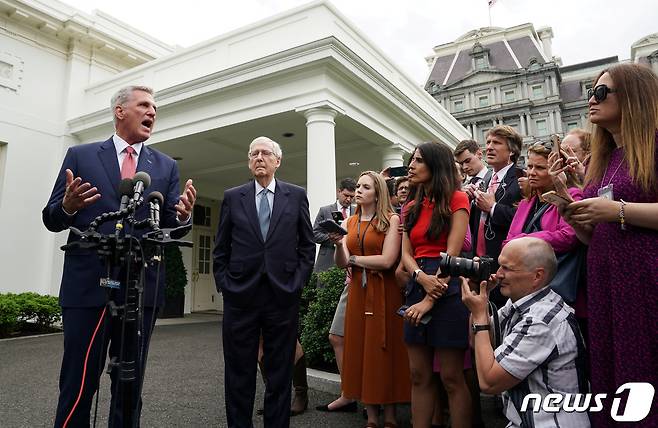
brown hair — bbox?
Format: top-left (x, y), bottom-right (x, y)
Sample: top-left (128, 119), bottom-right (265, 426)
top-left (486, 125), bottom-right (523, 162)
top-left (454, 139), bottom-right (481, 157)
top-left (354, 171), bottom-right (395, 233)
top-left (586, 63), bottom-right (658, 192)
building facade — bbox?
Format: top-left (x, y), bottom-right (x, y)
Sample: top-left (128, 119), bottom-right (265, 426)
top-left (424, 23), bottom-right (658, 164)
top-left (0, 0), bottom-right (468, 313)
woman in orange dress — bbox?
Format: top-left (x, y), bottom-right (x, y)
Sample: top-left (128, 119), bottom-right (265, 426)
top-left (328, 171), bottom-right (410, 428)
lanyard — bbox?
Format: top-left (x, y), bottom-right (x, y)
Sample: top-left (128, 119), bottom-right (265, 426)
top-left (356, 213), bottom-right (375, 288)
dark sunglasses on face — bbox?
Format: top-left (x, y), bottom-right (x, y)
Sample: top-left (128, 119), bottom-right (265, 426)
top-left (587, 84), bottom-right (616, 103)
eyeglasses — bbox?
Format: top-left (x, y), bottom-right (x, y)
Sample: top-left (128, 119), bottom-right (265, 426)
top-left (587, 84), bottom-right (616, 103)
top-left (249, 150), bottom-right (275, 159)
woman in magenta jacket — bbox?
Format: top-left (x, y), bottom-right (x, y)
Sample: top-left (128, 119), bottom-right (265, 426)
top-left (504, 142), bottom-right (582, 252)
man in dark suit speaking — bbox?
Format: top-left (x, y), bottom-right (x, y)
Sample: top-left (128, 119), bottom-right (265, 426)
top-left (213, 136), bottom-right (315, 428)
top-left (43, 85), bottom-right (196, 427)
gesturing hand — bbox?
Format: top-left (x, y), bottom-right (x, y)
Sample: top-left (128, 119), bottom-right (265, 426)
top-left (62, 169), bottom-right (101, 214)
top-left (176, 179), bottom-right (197, 222)
top-left (567, 197), bottom-right (619, 226)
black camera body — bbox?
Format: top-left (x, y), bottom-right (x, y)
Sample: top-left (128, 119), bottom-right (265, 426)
top-left (438, 252), bottom-right (494, 283)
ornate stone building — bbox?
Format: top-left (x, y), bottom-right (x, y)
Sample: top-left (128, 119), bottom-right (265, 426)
top-left (424, 24), bottom-right (658, 164)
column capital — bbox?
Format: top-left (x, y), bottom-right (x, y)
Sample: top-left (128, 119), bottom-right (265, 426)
top-left (295, 100), bottom-right (345, 120)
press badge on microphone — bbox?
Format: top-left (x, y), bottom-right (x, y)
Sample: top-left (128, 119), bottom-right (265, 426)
top-left (597, 184), bottom-right (614, 200)
top-left (100, 278), bottom-right (121, 289)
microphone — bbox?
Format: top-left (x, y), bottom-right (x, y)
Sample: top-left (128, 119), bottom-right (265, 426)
top-left (131, 171), bottom-right (151, 202)
top-left (115, 178), bottom-right (135, 233)
top-left (118, 178), bottom-right (134, 212)
top-left (146, 191), bottom-right (164, 229)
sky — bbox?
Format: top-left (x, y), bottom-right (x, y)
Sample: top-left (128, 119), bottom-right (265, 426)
top-left (61, 0), bottom-right (657, 85)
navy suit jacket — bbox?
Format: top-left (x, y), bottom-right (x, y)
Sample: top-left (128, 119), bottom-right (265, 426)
top-left (470, 166), bottom-right (523, 265)
top-left (42, 137), bottom-right (182, 308)
top-left (213, 180), bottom-right (315, 307)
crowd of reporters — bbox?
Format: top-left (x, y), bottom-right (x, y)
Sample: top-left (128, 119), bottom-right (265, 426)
top-left (310, 62), bottom-right (657, 428)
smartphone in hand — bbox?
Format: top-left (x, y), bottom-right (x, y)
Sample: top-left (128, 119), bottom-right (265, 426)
top-left (542, 190), bottom-right (573, 209)
top-left (331, 210), bottom-right (345, 223)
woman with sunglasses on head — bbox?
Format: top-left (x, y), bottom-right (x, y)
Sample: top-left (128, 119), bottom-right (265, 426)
top-left (561, 63), bottom-right (658, 428)
top-left (327, 171), bottom-right (410, 428)
top-left (503, 142), bottom-right (585, 314)
top-left (400, 142), bottom-right (471, 428)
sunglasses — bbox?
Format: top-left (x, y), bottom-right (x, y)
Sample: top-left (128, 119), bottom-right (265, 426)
top-left (587, 84), bottom-right (617, 103)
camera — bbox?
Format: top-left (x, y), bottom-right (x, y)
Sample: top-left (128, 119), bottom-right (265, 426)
top-left (438, 252), bottom-right (494, 283)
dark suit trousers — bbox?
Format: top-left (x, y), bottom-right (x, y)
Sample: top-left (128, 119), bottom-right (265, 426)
top-left (54, 306), bottom-right (157, 428)
top-left (222, 276), bottom-right (300, 428)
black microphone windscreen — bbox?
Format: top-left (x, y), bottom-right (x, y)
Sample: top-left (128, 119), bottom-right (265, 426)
top-left (119, 178), bottom-right (134, 197)
top-left (147, 191), bottom-right (164, 205)
top-left (133, 171), bottom-right (151, 188)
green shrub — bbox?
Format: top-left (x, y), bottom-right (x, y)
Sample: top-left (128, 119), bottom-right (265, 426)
top-left (0, 294), bottom-right (20, 335)
top-left (164, 246), bottom-right (188, 299)
top-left (0, 292), bottom-right (61, 336)
top-left (299, 267), bottom-right (346, 371)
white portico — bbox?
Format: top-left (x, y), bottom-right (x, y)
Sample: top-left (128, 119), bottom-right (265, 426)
top-left (0, 0), bottom-right (468, 313)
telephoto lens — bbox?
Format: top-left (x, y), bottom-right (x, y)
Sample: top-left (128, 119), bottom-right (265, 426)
top-left (438, 252), bottom-right (494, 283)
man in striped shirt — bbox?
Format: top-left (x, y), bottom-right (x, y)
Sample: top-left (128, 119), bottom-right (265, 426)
top-left (461, 237), bottom-right (590, 427)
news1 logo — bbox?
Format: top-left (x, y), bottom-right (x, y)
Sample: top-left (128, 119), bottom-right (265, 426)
top-left (521, 382), bottom-right (655, 422)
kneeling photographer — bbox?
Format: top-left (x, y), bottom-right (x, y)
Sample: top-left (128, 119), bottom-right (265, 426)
top-left (458, 237), bottom-right (590, 428)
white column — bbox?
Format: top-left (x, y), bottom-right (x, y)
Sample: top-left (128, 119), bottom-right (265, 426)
top-left (552, 75), bottom-right (559, 95)
top-left (473, 123), bottom-right (479, 142)
top-left (555, 109), bottom-right (563, 133)
top-left (545, 76), bottom-right (552, 96)
top-left (465, 92), bottom-right (471, 110)
top-left (302, 106), bottom-right (339, 220)
top-left (382, 146), bottom-right (405, 169)
top-left (520, 113), bottom-right (527, 136)
top-left (522, 81), bottom-right (528, 99)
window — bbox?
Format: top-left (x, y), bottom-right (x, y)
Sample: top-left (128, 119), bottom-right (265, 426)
top-left (197, 234), bottom-right (211, 275)
top-left (504, 90), bottom-right (515, 102)
top-left (453, 99), bottom-right (464, 112)
top-left (478, 96), bottom-right (489, 107)
top-left (193, 204), bottom-right (211, 227)
top-left (567, 122), bottom-right (578, 131)
top-left (475, 56), bottom-right (487, 70)
top-left (536, 119), bottom-right (548, 135)
top-left (532, 85), bottom-right (544, 99)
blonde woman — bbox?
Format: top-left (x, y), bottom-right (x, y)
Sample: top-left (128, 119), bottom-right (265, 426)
top-left (328, 171), bottom-right (410, 428)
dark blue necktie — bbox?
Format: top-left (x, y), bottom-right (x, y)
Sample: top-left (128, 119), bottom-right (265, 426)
top-left (258, 188), bottom-right (271, 240)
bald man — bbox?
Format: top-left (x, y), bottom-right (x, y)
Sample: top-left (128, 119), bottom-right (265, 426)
top-left (461, 237), bottom-right (590, 428)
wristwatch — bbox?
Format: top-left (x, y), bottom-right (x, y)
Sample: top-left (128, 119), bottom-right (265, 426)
top-left (472, 323), bottom-right (490, 334)
top-left (412, 269), bottom-right (422, 281)
top-left (348, 255), bottom-right (357, 266)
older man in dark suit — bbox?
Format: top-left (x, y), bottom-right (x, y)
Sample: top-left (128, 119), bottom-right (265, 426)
top-left (213, 136), bottom-right (315, 428)
top-left (471, 125), bottom-right (524, 308)
top-left (43, 85), bottom-right (196, 427)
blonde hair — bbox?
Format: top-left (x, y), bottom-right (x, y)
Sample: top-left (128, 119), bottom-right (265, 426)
top-left (527, 142), bottom-right (580, 196)
top-left (354, 171), bottom-right (395, 233)
top-left (586, 64), bottom-right (658, 192)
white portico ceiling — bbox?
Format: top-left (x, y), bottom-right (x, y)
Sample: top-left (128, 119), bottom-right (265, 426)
top-left (65, 0), bottom-right (468, 201)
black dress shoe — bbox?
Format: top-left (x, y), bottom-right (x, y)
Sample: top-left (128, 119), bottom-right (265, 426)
top-left (315, 401), bottom-right (358, 413)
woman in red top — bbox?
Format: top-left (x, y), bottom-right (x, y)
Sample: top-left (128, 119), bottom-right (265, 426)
top-left (401, 142), bottom-right (472, 428)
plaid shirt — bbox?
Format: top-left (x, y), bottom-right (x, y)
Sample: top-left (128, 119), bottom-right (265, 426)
top-left (495, 287), bottom-right (590, 427)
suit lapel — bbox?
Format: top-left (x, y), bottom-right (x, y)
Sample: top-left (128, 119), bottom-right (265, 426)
top-left (495, 167), bottom-right (516, 201)
top-left (136, 144), bottom-right (155, 181)
top-left (240, 182), bottom-right (263, 243)
top-left (97, 137), bottom-right (120, 200)
top-left (267, 181), bottom-right (289, 240)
